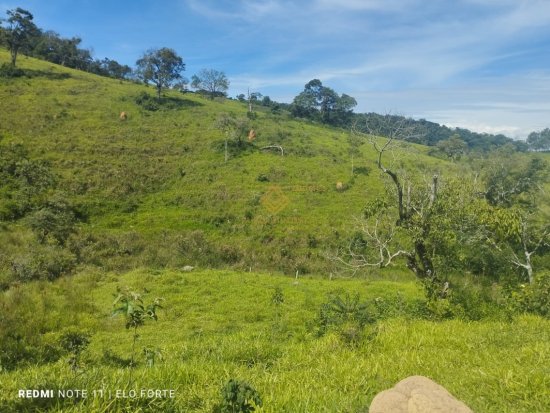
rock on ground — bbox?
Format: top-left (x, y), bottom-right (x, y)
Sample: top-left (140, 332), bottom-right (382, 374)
top-left (369, 375), bottom-right (473, 413)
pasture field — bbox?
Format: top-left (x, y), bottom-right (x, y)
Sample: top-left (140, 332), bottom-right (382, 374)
top-left (1, 50), bottom-right (550, 412)
top-left (1, 269), bottom-right (549, 412)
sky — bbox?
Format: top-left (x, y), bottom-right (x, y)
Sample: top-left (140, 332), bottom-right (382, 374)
top-left (3, 0), bottom-right (550, 139)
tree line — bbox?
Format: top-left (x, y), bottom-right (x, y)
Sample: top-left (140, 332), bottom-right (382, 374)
top-left (2, 7), bottom-right (548, 152)
top-left (0, 8), bottom-right (231, 101)
top-left (284, 80), bottom-right (549, 152)
top-left (0, 8), bottom-right (132, 79)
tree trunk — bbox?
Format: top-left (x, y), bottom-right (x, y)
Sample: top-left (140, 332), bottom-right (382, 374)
top-left (525, 255), bottom-right (534, 284)
top-left (10, 49), bottom-right (17, 67)
top-left (224, 138), bottom-right (228, 163)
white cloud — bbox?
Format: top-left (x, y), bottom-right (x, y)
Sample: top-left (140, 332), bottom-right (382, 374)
top-left (314, 0), bottom-right (419, 11)
top-left (354, 73), bottom-right (550, 139)
top-left (185, 0), bottom-right (286, 22)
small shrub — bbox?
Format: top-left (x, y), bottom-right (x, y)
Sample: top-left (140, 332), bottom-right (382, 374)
top-left (510, 272), bottom-right (550, 317)
top-left (0, 63), bottom-right (25, 78)
top-left (271, 287), bottom-right (284, 306)
top-left (143, 346), bottom-right (163, 367)
top-left (219, 244), bottom-right (242, 264)
top-left (348, 231), bottom-right (368, 254)
top-left (0, 282), bottom-right (93, 370)
top-left (446, 281), bottom-right (503, 320)
top-left (425, 297), bottom-right (455, 320)
top-left (248, 193), bottom-right (262, 206)
top-left (213, 379), bottom-right (262, 413)
top-left (316, 292), bottom-right (376, 346)
top-left (112, 288), bottom-right (163, 368)
top-left (11, 247), bottom-right (77, 282)
top-left (135, 91), bottom-right (159, 111)
top-left (59, 328), bottom-right (91, 372)
top-left (27, 195), bottom-right (78, 245)
top-left (354, 166), bottom-right (371, 176)
top-left (208, 213), bottom-right (236, 228)
top-left (0, 145), bottom-right (56, 220)
top-left (307, 234), bottom-right (318, 248)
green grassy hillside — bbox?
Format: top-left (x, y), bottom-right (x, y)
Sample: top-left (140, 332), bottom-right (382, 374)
top-left (0, 49), bottom-right (461, 280)
top-left (1, 50), bottom-right (550, 412)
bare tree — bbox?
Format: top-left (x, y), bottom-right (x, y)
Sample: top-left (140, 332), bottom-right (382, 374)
top-left (330, 115), bottom-right (447, 297)
top-left (260, 145), bottom-right (284, 156)
top-left (332, 115), bottom-right (549, 292)
top-left (215, 114), bottom-right (250, 163)
top-left (512, 219), bottom-right (549, 284)
top-left (247, 88), bottom-right (262, 113)
top-left (329, 216), bottom-right (409, 276)
top-left (484, 214), bottom-right (549, 284)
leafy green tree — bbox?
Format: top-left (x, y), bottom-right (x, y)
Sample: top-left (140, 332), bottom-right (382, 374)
top-left (32, 30), bottom-right (64, 63)
top-left (477, 154), bottom-right (549, 283)
top-left (476, 205), bottom-right (549, 284)
top-left (334, 93), bottom-right (358, 125)
top-left (31, 31), bottom-right (87, 69)
top-left (191, 68), bottom-right (230, 99)
top-left (527, 128), bottom-right (550, 152)
top-left (101, 58), bottom-right (132, 79)
top-left (482, 153), bottom-right (548, 208)
top-left (291, 79), bottom-right (356, 126)
top-left (291, 87), bottom-right (319, 119)
top-left (136, 48), bottom-right (185, 100)
top-left (1, 8), bottom-right (39, 67)
top-left (436, 134), bottom-right (468, 160)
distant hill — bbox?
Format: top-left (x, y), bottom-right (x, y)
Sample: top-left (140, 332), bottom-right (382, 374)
top-left (353, 113), bottom-right (528, 152)
top-left (266, 81), bottom-right (527, 152)
top-left (0, 49), bottom-right (466, 286)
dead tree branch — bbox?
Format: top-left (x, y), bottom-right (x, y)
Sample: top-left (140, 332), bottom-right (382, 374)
top-left (260, 145), bottom-right (284, 156)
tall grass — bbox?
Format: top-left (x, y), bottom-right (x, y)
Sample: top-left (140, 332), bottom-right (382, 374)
top-left (1, 269), bottom-right (549, 412)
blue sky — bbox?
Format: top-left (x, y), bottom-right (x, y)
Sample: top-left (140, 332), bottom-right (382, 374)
top-left (3, 0), bottom-right (550, 139)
